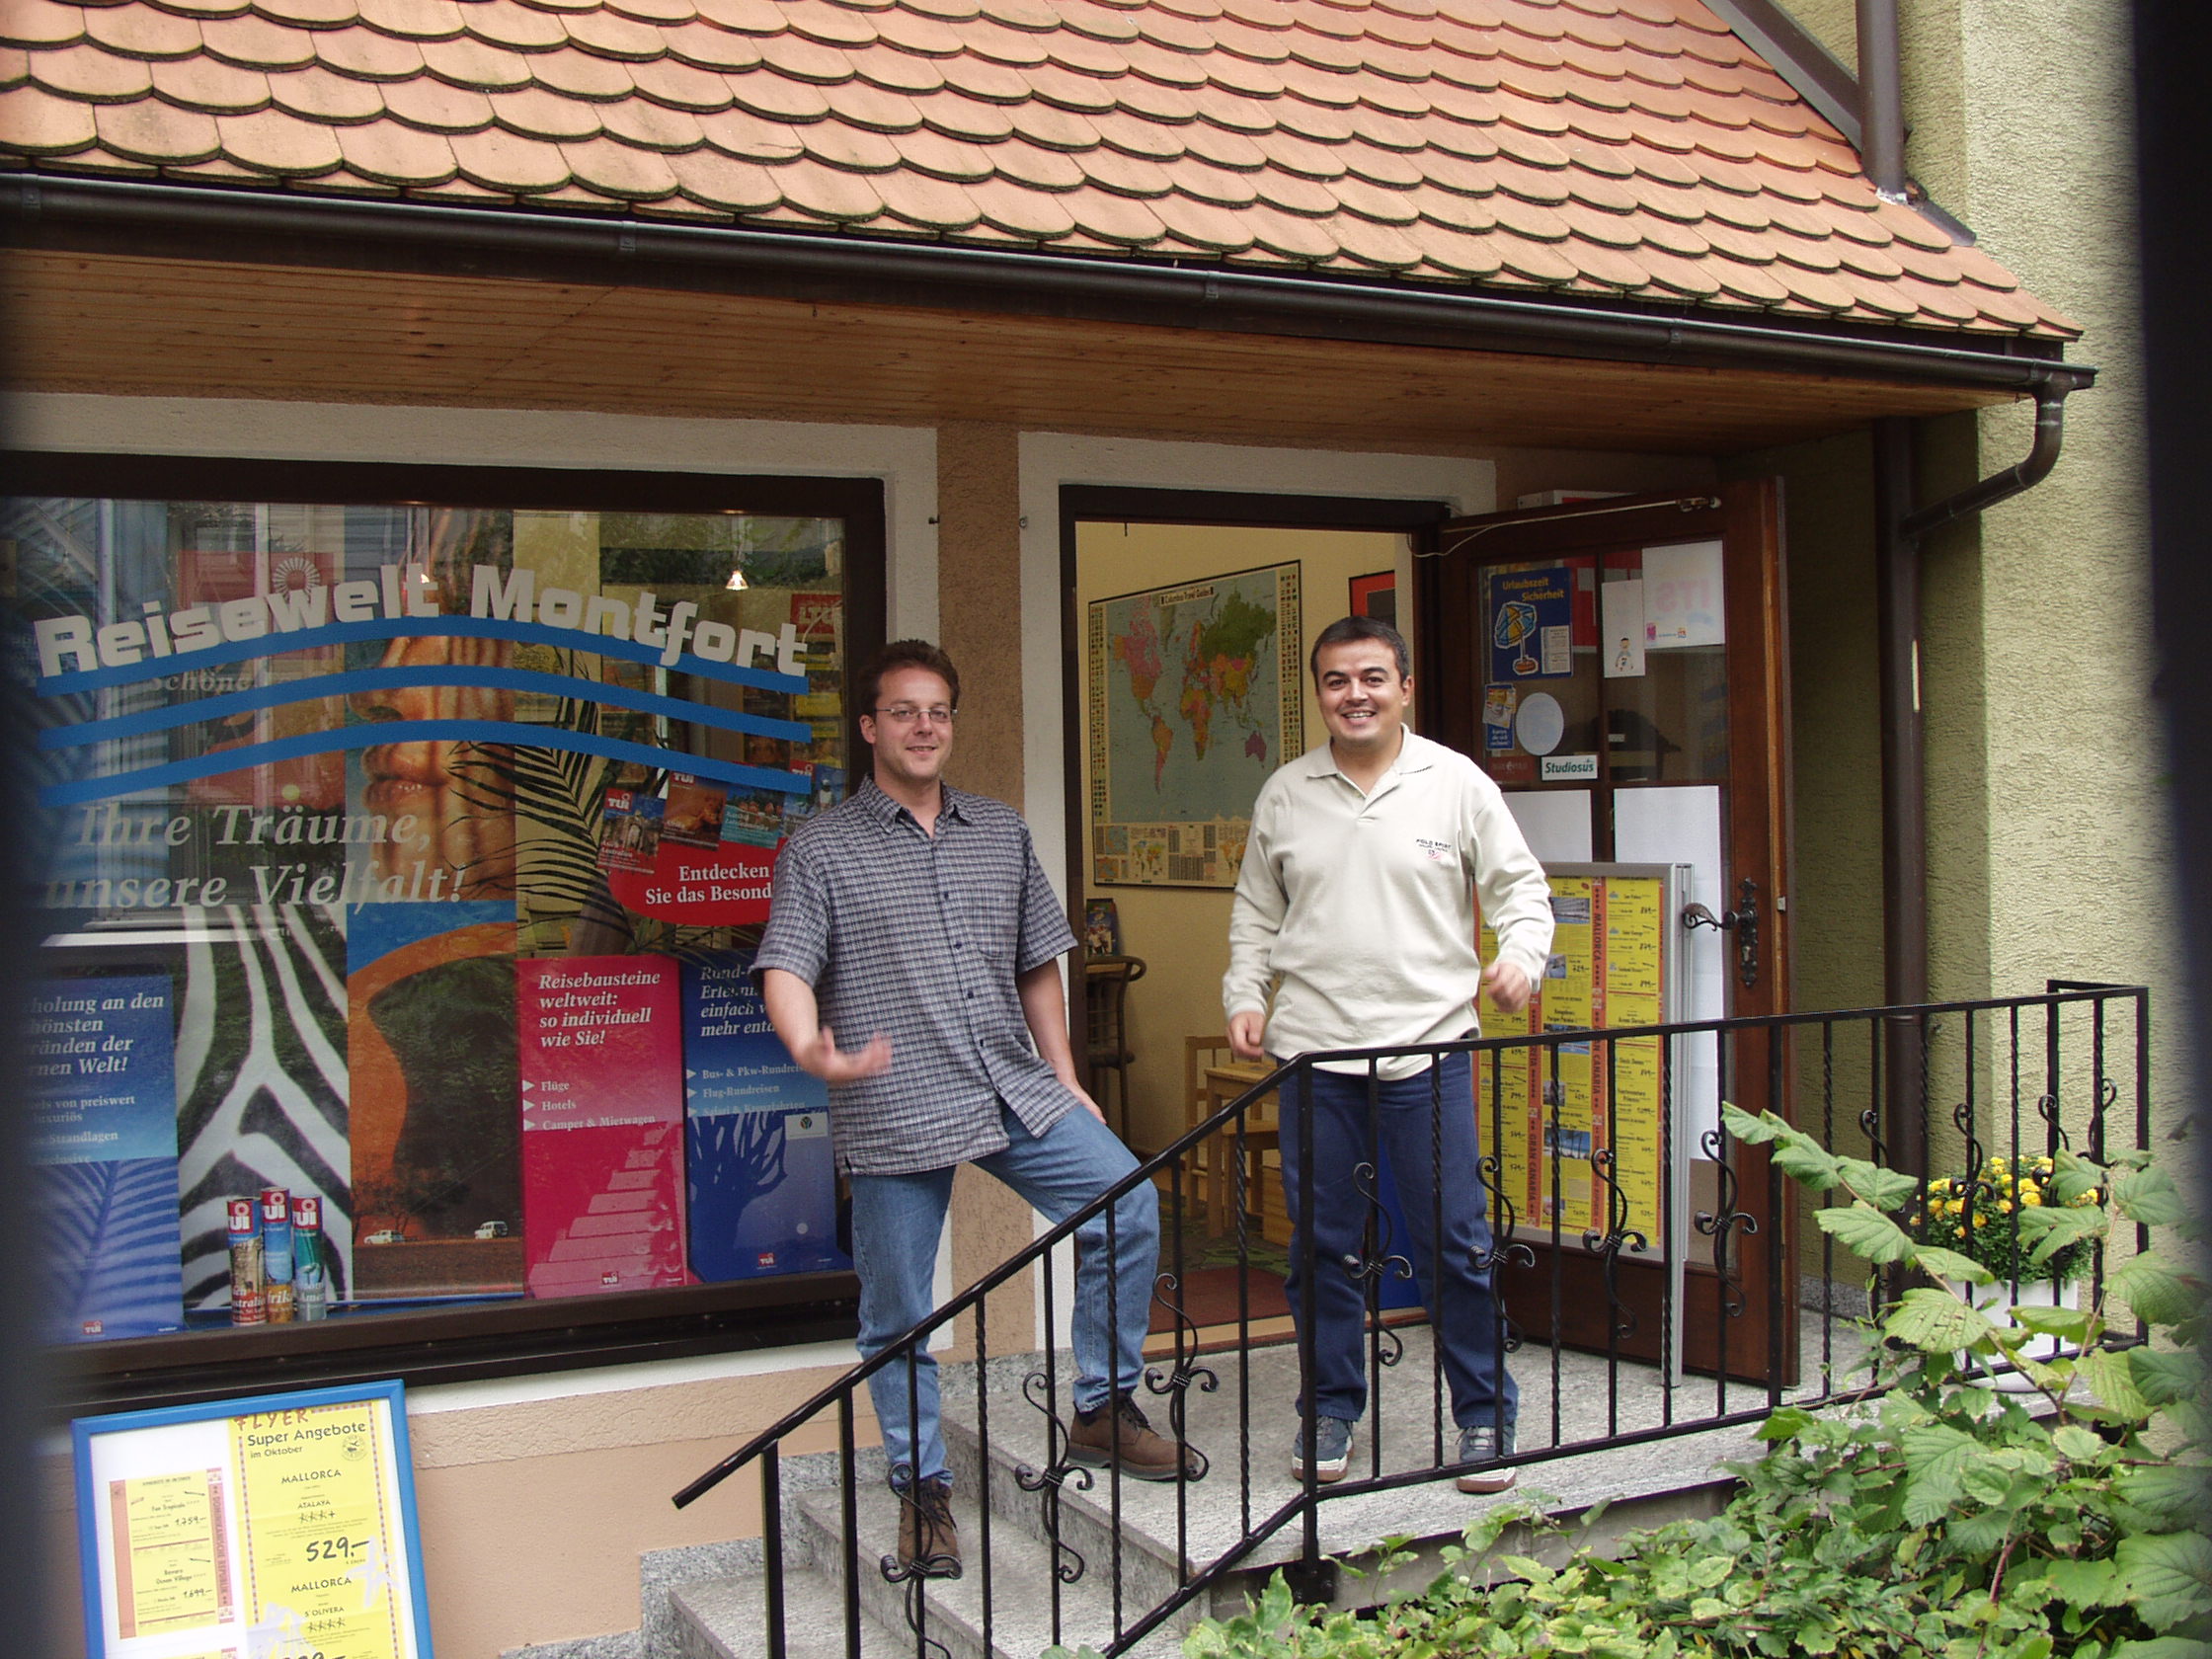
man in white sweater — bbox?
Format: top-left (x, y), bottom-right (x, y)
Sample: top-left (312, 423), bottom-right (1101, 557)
top-left (1224, 615), bottom-right (1554, 1493)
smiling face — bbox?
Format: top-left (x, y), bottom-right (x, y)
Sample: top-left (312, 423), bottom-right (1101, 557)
top-left (1313, 637), bottom-right (1412, 761)
top-left (860, 665), bottom-right (957, 794)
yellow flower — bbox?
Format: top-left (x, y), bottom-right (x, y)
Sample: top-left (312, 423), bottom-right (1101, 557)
top-left (2022, 1190), bottom-right (2044, 1208)
top-left (1997, 1199), bottom-right (2014, 1214)
top-left (1973, 1214), bottom-right (1989, 1227)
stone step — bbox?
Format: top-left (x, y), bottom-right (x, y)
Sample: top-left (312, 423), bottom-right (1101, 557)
top-left (670, 1561), bottom-right (911, 1659)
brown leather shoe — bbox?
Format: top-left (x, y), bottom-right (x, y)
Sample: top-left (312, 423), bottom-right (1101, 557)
top-left (1067, 1391), bottom-right (1204, 1482)
top-left (895, 1476), bottom-right (960, 1578)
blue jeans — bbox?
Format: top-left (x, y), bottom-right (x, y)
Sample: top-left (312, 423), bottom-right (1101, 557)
top-left (849, 1103), bottom-right (1158, 1488)
top-left (1279, 1052), bottom-right (1518, 1430)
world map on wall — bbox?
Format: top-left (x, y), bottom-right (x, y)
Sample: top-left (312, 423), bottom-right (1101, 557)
top-left (1087, 564), bottom-right (1302, 889)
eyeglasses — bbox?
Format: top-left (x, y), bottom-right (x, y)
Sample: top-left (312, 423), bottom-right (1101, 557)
top-left (872, 704), bottom-right (956, 726)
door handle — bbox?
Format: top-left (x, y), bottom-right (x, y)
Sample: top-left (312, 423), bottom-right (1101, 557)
top-left (1682, 879), bottom-right (1760, 990)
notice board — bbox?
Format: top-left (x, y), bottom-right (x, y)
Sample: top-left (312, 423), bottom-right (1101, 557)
top-left (74, 1379), bottom-right (433, 1659)
top-left (1478, 862), bottom-right (1694, 1369)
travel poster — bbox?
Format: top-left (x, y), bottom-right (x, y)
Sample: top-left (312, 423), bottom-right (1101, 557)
top-left (680, 954), bottom-right (847, 1282)
top-left (1486, 562), bottom-right (1575, 683)
top-left (516, 956), bottom-right (686, 1297)
top-left (27, 977), bottom-right (186, 1342)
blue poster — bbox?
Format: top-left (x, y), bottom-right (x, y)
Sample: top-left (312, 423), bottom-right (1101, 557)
top-left (1489, 565), bottom-right (1575, 682)
top-left (28, 977), bottom-right (185, 1341)
top-left (681, 955), bottom-right (848, 1282)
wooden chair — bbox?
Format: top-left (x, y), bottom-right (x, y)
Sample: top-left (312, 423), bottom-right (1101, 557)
top-left (1184, 1034), bottom-right (1281, 1235)
top-left (1082, 955), bottom-right (1146, 1139)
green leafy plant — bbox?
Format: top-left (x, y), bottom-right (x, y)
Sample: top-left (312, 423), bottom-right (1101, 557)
top-left (1169, 1109), bottom-right (2208, 1659)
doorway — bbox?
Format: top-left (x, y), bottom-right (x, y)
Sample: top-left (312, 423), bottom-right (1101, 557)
top-left (1416, 482), bottom-right (1796, 1381)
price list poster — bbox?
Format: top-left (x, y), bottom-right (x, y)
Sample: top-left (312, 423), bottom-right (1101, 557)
top-left (1478, 872), bottom-right (1668, 1246)
top-left (74, 1380), bottom-right (434, 1659)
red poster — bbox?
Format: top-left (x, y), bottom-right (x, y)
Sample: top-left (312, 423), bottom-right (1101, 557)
top-left (516, 956), bottom-right (687, 1298)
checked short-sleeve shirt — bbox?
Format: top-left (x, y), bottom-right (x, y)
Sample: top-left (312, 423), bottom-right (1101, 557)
top-left (753, 777), bottom-right (1081, 1176)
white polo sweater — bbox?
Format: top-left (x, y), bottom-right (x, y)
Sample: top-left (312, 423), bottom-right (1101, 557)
top-left (1223, 730), bottom-right (1555, 1077)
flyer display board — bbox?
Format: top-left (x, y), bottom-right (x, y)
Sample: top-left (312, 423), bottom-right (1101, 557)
top-left (74, 1380), bottom-right (434, 1659)
top-left (1477, 862), bottom-right (1693, 1373)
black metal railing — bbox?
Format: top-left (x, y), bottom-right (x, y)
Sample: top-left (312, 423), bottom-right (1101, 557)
top-left (672, 983), bottom-right (2148, 1658)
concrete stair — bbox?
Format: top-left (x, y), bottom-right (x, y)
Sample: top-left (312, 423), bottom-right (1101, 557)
top-left (666, 1321), bottom-right (1865, 1659)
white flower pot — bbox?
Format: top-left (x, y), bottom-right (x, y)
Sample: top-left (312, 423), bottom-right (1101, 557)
top-left (1950, 1276), bottom-right (2083, 1391)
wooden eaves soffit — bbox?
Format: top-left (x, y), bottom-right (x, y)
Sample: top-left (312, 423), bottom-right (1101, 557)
top-left (0, 0), bottom-right (2090, 453)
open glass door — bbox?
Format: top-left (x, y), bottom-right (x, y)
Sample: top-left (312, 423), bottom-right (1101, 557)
top-left (1417, 482), bottom-right (1794, 1382)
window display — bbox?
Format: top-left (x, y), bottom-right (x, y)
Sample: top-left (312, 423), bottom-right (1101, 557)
top-left (10, 479), bottom-right (874, 1371)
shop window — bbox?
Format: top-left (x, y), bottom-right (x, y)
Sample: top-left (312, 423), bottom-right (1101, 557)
top-left (5, 459), bottom-right (884, 1408)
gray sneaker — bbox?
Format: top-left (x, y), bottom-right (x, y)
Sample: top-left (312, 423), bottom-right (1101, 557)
top-left (1290, 1415), bottom-right (1355, 1484)
top-left (1456, 1422), bottom-right (1517, 1493)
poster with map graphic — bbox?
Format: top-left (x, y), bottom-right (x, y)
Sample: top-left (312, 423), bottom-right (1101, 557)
top-left (1087, 563), bottom-right (1302, 889)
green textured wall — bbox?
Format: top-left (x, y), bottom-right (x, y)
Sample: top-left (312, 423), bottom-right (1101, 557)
top-left (1750, 2), bottom-right (2175, 1211)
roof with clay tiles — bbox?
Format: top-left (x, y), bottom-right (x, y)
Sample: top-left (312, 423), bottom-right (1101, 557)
top-left (0, 0), bottom-right (2078, 340)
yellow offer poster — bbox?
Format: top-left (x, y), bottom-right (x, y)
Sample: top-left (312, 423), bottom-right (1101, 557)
top-left (232, 1402), bottom-right (405, 1659)
top-left (111, 1468), bottom-right (232, 1639)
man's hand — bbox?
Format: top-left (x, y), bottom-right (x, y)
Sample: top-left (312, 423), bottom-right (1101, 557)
top-left (796, 1025), bottom-right (893, 1083)
top-left (1480, 959), bottom-right (1534, 1015)
top-left (1227, 1008), bottom-right (1268, 1062)
top-left (1058, 1074), bottom-right (1106, 1123)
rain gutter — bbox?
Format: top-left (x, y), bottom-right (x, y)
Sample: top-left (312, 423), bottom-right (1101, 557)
top-left (2, 174), bottom-right (2092, 398)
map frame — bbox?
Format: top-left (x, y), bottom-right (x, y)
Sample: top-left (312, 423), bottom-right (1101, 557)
top-left (1086, 561), bottom-right (1304, 891)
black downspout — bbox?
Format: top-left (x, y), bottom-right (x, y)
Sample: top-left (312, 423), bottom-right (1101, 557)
top-left (1875, 384), bottom-right (2073, 1175)
top-left (1856, 0), bottom-right (1910, 204)
top-left (1872, 417), bottom-right (1926, 1178)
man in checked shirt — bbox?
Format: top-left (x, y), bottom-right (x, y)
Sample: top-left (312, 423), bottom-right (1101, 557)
top-left (757, 640), bottom-right (1203, 1580)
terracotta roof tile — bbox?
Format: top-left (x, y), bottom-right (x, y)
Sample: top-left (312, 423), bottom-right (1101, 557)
top-left (335, 112), bottom-right (450, 177)
top-left (418, 35), bottom-right (532, 91)
top-left (461, 0), bottom-right (568, 49)
top-left (0, 81), bottom-right (98, 148)
top-left (532, 45), bottom-right (634, 98)
top-left (150, 50), bottom-right (266, 106)
top-left (598, 92), bottom-right (699, 147)
top-left (257, 0), bottom-right (362, 29)
top-left (31, 40), bottom-right (153, 101)
top-left (628, 50), bottom-right (734, 108)
top-left (491, 81), bottom-right (596, 136)
top-left (85, 6), bottom-right (199, 58)
top-left (449, 121), bottom-right (565, 187)
top-left (313, 27), bottom-right (423, 78)
top-left (665, 138), bottom-right (774, 204)
top-left (95, 93), bottom-right (218, 156)
top-left (3, 0), bottom-right (2075, 341)
top-left (610, 0), bottom-right (701, 25)
top-left (354, 0), bottom-right (461, 38)
top-left (270, 62), bottom-right (383, 119)
top-left (382, 71), bottom-right (492, 129)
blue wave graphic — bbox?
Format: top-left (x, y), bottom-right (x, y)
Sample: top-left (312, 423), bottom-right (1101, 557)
top-left (34, 1156), bottom-right (186, 1342)
top-left (38, 720), bottom-right (817, 808)
top-left (39, 665), bottom-right (814, 750)
top-left (36, 615), bottom-right (810, 697)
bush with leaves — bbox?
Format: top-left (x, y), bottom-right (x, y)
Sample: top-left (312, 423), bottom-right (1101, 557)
top-left (1162, 1108), bottom-right (2208, 1659)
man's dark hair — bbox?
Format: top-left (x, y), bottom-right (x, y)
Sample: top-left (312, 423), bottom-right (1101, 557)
top-left (857, 639), bottom-right (961, 716)
top-left (1309, 615), bottom-right (1411, 681)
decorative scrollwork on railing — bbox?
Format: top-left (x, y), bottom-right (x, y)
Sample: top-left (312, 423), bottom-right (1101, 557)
top-left (1583, 1148), bottom-right (1649, 1342)
top-left (1950, 1098), bottom-right (1994, 1227)
top-left (1500, 1314), bottom-right (1527, 1355)
top-left (1694, 1127), bottom-right (1758, 1319)
top-left (1011, 1369), bottom-right (1092, 1585)
top-left (1857, 1104), bottom-right (1889, 1167)
top-left (890, 1578), bottom-right (950, 1659)
top-left (1341, 1160), bottom-right (1414, 1290)
top-left (2034, 1090), bottom-right (2071, 1150)
top-left (1472, 1150), bottom-right (1536, 1274)
top-left (1143, 1272), bottom-right (1218, 1481)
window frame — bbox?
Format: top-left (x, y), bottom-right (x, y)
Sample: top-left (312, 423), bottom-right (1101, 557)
top-left (7, 450), bottom-right (885, 1417)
